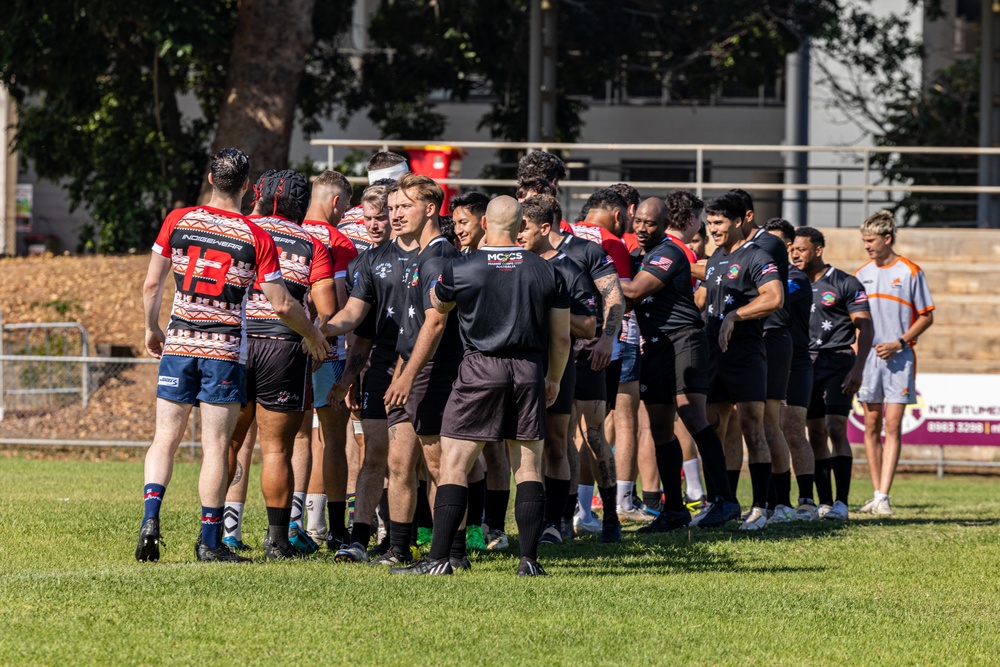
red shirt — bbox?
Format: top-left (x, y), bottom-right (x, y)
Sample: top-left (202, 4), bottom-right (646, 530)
top-left (622, 232), bottom-right (640, 254)
top-left (667, 232), bottom-right (699, 289)
top-left (153, 205), bottom-right (281, 362)
top-left (568, 222), bottom-right (633, 280)
top-left (302, 219), bottom-right (359, 279)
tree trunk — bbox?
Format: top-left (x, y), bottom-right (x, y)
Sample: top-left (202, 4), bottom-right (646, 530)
top-left (200, 0), bottom-right (316, 205)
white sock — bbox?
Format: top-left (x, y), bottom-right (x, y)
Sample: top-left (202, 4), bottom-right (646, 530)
top-left (306, 493), bottom-right (327, 533)
top-left (291, 492), bottom-right (306, 527)
top-left (576, 485), bottom-right (595, 520)
top-left (874, 491), bottom-right (887, 501)
top-left (616, 481), bottom-right (634, 510)
top-left (683, 459), bottom-right (704, 498)
top-left (223, 502), bottom-right (244, 541)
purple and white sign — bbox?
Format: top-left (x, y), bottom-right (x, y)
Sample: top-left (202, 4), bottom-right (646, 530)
top-left (847, 373), bottom-right (1000, 447)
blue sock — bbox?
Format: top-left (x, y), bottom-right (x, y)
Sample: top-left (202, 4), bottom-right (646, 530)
top-left (142, 484), bottom-right (166, 523)
top-left (200, 506), bottom-right (223, 549)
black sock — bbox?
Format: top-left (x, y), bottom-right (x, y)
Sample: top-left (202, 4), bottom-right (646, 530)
top-left (692, 426), bottom-right (730, 500)
top-left (328, 501), bottom-right (347, 535)
top-left (747, 463), bottom-right (771, 509)
top-left (466, 478), bottom-right (487, 527)
top-left (772, 470), bottom-right (792, 508)
top-left (428, 485), bottom-right (468, 561)
top-left (830, 455), bottom-right (853, 504)
top-left (450, 527), bottom-right (467, 560)
top-left (350, 522), bottom-right (372, 548)
top-left (598, 485), bottom-right (619, 524)
top-left (416, 480), bottom-right (433, 530)
top-left (563, 493), bottom-right (578, 522)
top-left (815, 458), bottom-right (834, 506)
top-left (484, 489), bottom-right (510, 532)
top-left (389, 520), bottom-right (411, 556)
top-left (642, 490), bottom-right (663, 513)
top-left (514, 481), bottom-right (546, 560)
top-left (728, 469), bottom-right (741, 498)
top-left (796, 474), bottom-right (815, 503)
top-left (544, 476), bottom-right (571, 525)
top-left (654, 439), bottom-right (685, 511)
top-left (766, 476), bottom-right (778, 510)
top-left (266, 506), bottom-right (291, 543)
top-left (377, 488), bottom-right (390, 525)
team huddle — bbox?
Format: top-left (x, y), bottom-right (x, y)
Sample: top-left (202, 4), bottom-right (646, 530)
top-left (136, 146), bottom-right (934, 575)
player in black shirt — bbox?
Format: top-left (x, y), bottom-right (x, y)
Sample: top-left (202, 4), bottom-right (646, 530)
top-left (699, 192), bottom-right (784, 530)
top-left (791, 227), bottom-right (873, 521)
top-left (620, 198), bottom-right (742, 531)
top-left (517, 196), bottom-right (599, 545)
top-left (321, 181), bottom-right (421, 562)
top-left (728, 190), bottom-right (795, 523)
top-left (391, 196), bottom-right (571, 576)
top-left (764, 218), bottom-right (819, 521)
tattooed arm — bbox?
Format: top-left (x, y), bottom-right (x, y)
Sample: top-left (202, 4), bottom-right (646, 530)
top-left (591, 273), bottom-right (624, 371)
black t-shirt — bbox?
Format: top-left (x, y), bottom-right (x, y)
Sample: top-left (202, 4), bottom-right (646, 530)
top-left (703, 241), bottom-right (781, 341)
top-left (555, 233), bottom-right (616, 334)
top-left (809, 265), bottom-right (870, 351)
top-left (748, 227), bottom-right (790, 331)
top-left (547, 252), bottom-right (597, 333)
top-left (787, 264), bottom-right (812, 362)
top-left (633, 238), bottom-right (703, 339)
top-left (397, 236), bottom-right (462, 362)
top-left (435, 246), bottom-right (570, 354)
top-left (351, 238), bottom-right (419, 348)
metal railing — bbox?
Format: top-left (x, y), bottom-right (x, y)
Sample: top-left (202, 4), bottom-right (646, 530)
top-left (311, 139), bottom-right (999, 218)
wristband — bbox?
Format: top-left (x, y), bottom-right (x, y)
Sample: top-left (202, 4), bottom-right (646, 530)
top-left (898, 338), bottom-right (906, 348)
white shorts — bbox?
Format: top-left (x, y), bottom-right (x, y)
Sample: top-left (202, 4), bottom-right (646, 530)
top-left (857, 347), bottom-right (917, 405)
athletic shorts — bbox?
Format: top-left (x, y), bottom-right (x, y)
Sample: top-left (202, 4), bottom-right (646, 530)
top-left (361, 343), bottom-right (396, 421)
top-left (574, 345), bottom-right (607, 403)
top-left (244, 337), bottom-right (310, 411)
top-left (706, 336), bottom-right (767, 405)
top-left (404, 357), bottom-right (461, 436)
top-left (807, 349), bottom-right (856, 419)
top-left (547, 350), bottom-right (578, 415)
top-left (639, 327), bottom-right (711, 405)
top-left (786, 359), bottom-right (814, 409)
top-left (619, 341), bottom-right (640, 383)
top-left (441, 350), bottom-right (546, 442)
top-left (312, 360), bottom-right (346, 409)
top-left (604, 358), bottom-right (622, 410)
top-left (857, 346), bottom-right (917, 405)
top-left (156, 354), bottom-right (245, 406)
top-left (763, 328), bottom-right (792, 402)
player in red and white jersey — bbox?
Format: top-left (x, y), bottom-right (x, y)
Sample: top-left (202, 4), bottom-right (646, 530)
top-left (855, 211), bottom-right (934, 516)
top-left (227, 169), bottom-right (337, 560)
top-left (338, 151), bottom-right (411, 252)
top-left (136, 148), bottom-right (329, 564)
top-left (294, 171), bottom-right (359, 548)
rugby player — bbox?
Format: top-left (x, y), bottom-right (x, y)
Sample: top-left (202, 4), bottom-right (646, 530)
top-left (390, 196), bottom-right (571, 576)
top-left (137, 149), bottom-right (329, 563)
top-left (791, 227), bottom-right (873, 520)
top-left (855, 211), bottom-right (934, 515)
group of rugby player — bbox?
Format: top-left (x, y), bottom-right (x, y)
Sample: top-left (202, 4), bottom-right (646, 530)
top-left (136, 146), bottom-right (933, 575)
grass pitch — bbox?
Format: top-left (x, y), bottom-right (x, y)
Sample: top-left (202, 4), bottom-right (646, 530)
top-left (1, 454), bottom-right (998, 666)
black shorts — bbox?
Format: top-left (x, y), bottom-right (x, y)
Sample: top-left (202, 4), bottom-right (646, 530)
top-left (574, 344), bottom-right (607, 403)
top-left (361, 343), bottom-right (396, 421)
top-left (786, 358), bottom-right (814, 409)
top-left (639, 327), bottom-right (711, 405)
top-left (807, 350), bottom-right (856, 419)
top-left (245, 337), bottom-right (309, 412)
top-left (441, 351), bottom-right (546, 442)
top-left (604, 358), bottom-right (622, 410)
top-left (763, 328), bottom-right (792, 402)
top-left (547, 350), bottom-right (577, 415)
top-left (706, 336), bottom-right (767, 405)
top-left (404, 357), bottom-right (460, 436)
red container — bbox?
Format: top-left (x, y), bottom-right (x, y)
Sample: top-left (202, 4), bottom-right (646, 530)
top-left (405, 145), bottom-right (465, 214)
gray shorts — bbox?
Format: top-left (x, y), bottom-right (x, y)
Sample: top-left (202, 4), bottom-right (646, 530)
top-left (857, 346), bottom-right (917, 405)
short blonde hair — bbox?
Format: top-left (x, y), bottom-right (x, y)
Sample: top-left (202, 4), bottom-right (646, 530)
top-left (860, 210), bottom-right (897, 243)
top-left (397, 173), bottom-right (444, 211)
top-left (361, 184), bottom-right (389, 212)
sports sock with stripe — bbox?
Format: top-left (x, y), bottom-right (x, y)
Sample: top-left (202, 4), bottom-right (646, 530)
top-left (290, 492), bottom-right (306, 528)
top-left (223, 502), bottom-right (244, 541)
top-left (142, 483), bottom-right (166, 523)
top-left (200, 506), bottom-right (224, 549)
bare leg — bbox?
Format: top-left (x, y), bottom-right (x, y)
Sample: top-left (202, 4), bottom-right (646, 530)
top-left (144, 398), bottom-right (193, 489)
top-left (863, 402), bottom-right (885, 492)
top-left (879, 403), bottom-right (906, 495)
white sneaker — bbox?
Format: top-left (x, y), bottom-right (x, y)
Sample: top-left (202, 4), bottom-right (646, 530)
top-left (739, 507), bottom-right (768, 531)
top-left (824, 500), bottom-right (849, 520)
top-left (689, 501), bottom-right (716, 526)
top-left (816, 503), bottom-right (833, 519)
top-left (872, 496), bottom-right (894, 516)
top-left (573, 512), bottom-right (602, 535)
top-left (767, 504), bottom-right (795, 524)
top-left (794, 500), bottom-right (818, 522)
top-left (857, 497), bottom-right (878, 514)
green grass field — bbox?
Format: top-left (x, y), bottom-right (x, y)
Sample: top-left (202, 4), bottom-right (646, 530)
top-left (1, 454), bottom-right (998, 666)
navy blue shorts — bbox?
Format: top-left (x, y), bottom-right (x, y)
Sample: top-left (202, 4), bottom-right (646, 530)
top-left (619, 341), bottom-right (640, 383)
top-left (156, 355), bottom-right (245, 406)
